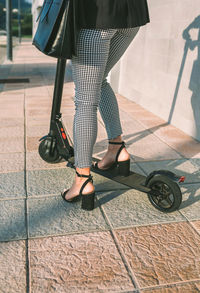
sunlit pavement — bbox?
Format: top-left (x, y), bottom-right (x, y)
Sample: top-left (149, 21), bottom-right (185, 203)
top-left (0, 41), bottom-right (200, 292)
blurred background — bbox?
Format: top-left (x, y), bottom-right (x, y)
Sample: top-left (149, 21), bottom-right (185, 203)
top-left (0, 0), bottom-right (32, 63)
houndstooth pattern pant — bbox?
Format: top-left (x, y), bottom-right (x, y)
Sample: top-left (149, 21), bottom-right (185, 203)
top-left (71, 27), bottom-right (139, 168)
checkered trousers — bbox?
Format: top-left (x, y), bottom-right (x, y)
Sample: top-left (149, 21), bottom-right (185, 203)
top-left (71, 27), bottom-right (139, 168)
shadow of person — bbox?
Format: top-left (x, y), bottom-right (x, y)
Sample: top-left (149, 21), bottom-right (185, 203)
top-left (168, 16), bottom-right (200, 142)
top-left (183, 16), bottom-right (200, 141)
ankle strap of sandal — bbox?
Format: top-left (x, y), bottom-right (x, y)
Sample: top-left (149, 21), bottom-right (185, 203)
top-left (109, 141), bottom-right (125, 146)
top-left (76, 170), bottom-right (93, 180)
top-left (108, 141), bottom-right (126, 163)
top-left (76, 170), bottom-right (93, 195)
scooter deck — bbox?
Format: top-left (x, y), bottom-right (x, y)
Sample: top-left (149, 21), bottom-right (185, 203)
top-left (87, 156), bottom-right (153, 193)
top-left (91, 166), bottom-right (151, 193)
top-left (67, 156), bottom-right (151, 194)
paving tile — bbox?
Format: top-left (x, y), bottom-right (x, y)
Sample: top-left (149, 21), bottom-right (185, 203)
top-left (0, 107), bottom-right (24, 118)
top-left (0, 89), bottom-right (25, 95)
top-left (27, 168), bottom-right (129, 197)
top-left (0, 93), bottom-right (24, 100)
top-left (0, 240), bottom-right (26, 293)
top-left (191, 220), bottom-right (200, 234)
top-left (25, 98), bottom-right (51, 107)
top-left (98, 189), bottom-right (185, 229)
top-left (0, 137), bottom-right (24, 153)
top-left (0, 171), bottom-right (26, 198)
top-left (26, 125), bottom-right (49, 137)
top-left (29, 232), bottom-right (135, 292)
top-left (27, 168), bottom-right (72, 196)
top-left (152, 124), bottom-right (200, 159)
top-left (0, 98), bottom-right (24, 108)
top-left (0, 118), bottom-right (24, 128)
top-left (126, 132), bottom-right (181, 162)
top-left (25, 103), bottom-right (52, 112)
top-left (141, 281), bottom-right (200, 292)
top-left (116, 222), bottom-right (200, 288)
top-left (118, 96), bottom-right (166, 129)
top-left (26, 151), bottom-right (67, 170)
top-left (25, 86), bottom-right (49, 97)
top-left (130, 112), bottom-right (167, 131)
top-left (179, 184), bottom-right (200, 221)
top-left (62, 86), bottom-right (75, 97)
top-left (119, 109), bottom-right (147, 135)
top-left (26, 116), bottom-right (49, 126)
top-left (138, 159), bottom-right (200, 184)
top-left (0, 199), bottom-right (26, 241)
top-left (26, 136), bottom-right (40, 152)
top-left (0, 126), bottom-right (24, 138)
top-left (28, 195), bottom-right (108, 237)
top-left (0, 153), bottom-right (24, 173)
top-left (130, 162), bottom-right (146, 175)
top-left (26, 108), bottom-right (51, 117)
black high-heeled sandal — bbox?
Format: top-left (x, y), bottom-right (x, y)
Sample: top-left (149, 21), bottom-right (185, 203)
top-left (94, 141), bottom-right (130, 176)
top-left (61, 170), bottom-right (95, 211)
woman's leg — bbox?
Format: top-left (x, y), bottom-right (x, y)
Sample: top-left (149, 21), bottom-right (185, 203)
top-left (97, 28), bottom-right (140, 169)
top-left (72, 29), bottom-right (117, 168)
top-left (64, 29), bottom-right (117, 199)
top-left (99, 27), bottom-right (139, 139)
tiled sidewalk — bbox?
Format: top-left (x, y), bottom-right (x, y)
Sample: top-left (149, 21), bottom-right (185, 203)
top-left (0, 41), bottom-right (200, 293)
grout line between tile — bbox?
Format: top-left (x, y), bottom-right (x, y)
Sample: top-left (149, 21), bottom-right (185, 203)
top-left (100, 218), bottom-right (188, 232)
top-left (116, 289), bottom-right (140, 293)
top-left (133, 161), bottom-right (148, 176)
top-left (0, 196), bottom-right (26, 201)
top-left (27, 227), bottom-right (110, 241)
top-left (179, 214), bottom-right (200, 237)
top-left (189, 222), bottom-right (200, 237)
top-left (99, 203), bottom-right (141, 291)
top-left (178, 207), bottom-right (197, 219)
top-left (140, 278), bottom-right (200, 291)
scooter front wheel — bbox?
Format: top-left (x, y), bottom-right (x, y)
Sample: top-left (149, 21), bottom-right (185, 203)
top-left (147, 175), bottom-right (182, 213)
top-left (39, 138), bottom-right (62, 163)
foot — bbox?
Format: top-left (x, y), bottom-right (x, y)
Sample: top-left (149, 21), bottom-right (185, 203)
top-left (63, 169), bottom-right (95, 201)
top-left (97, 137), bottom-right (130, 170)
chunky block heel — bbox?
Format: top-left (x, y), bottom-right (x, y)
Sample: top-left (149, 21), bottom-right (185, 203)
top-left (94, 141), bottom-right (130, 177)
top-left (81, 192), bottom-right (95, 211)
top-left (118, 159), bottom-right (130, 176)
top-left (61, 171), bottom-right (95, 211)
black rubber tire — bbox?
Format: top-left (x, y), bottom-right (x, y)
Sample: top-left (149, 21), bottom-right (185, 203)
top-left (147, 175), bottom-right (182, 213)
top-left (38, 139), bottom-right (62, 163)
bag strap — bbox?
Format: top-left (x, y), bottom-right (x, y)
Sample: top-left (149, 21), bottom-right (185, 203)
top-left (41, 0), bottom-right (54, 22)
top-left (58, 0), bottom-right (70, 57)
top-left (36, 0), bottom-right (46, 22)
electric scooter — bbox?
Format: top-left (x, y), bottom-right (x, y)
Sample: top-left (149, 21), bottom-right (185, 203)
top-left (38, 58), bottom-right (185, 213)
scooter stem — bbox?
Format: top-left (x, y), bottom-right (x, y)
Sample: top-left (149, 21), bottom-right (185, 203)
top-left (50, 58), bottom-right (67, 132)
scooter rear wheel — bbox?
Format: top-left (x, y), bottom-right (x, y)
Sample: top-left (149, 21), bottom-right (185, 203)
top-left (39, 138), bottom-right (62, 163)
top-left (147, 175), bottom-right (182, 213)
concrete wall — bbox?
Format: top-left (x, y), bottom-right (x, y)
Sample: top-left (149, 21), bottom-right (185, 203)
top-left (32, 0), bottom-right (44, 35)
top-left (111, 0), bottom-right (200, 141)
